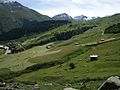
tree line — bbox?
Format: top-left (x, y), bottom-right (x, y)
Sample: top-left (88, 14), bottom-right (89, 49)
top-left (105, 23), bottom-right (120, 34)
top-left (0, 20), bottom-right (70, 41)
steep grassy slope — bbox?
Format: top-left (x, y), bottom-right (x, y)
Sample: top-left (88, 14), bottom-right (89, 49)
top-left (0, 1), bottom-right (50, 34)
top-left (0, 14), bottom-right (120, 90)
top-left (14, 34), bottom-right (120, 90)
top-left (21, 13), bottom-right (120, 49)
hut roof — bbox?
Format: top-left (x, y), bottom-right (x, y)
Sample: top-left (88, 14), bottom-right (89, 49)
top-left (90, 55), bottom-right (98, 57)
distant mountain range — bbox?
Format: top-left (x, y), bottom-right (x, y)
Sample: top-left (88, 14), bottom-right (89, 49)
top-left (0, 0), bottom-right (98, 33)
top-left (52, 13), bottom-right (98, 21)
top-left (52, 13), bottom-right (74, 21)
top-left (0, 0), bottom-right (99, 41)
top-left (0, 0), bottom-right (72, 41)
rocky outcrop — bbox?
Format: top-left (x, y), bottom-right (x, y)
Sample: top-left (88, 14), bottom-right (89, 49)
top-left (98, 76), bottom-right (120, 90)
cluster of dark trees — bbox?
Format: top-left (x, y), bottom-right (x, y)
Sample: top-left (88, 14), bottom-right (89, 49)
top-left (53, 26), bottom-right (95, 40)
top-left (105, 23), bottom-right (120, 34)
top-left (0, 20), bottom-right (70, 41)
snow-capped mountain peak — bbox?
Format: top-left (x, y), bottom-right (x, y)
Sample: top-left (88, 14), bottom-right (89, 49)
top-left (74, 15), bottom-right (88, 21)
top-left (52, 13), bottom-right (98, 22)
top-left (52, 13), bottom-right (73, 21)
top-left (0, 0), bottom-right (12, 3)
top-left (74, 15), bottom-right (98, 21)
top-left (0, 0), bottom-right (23, 8)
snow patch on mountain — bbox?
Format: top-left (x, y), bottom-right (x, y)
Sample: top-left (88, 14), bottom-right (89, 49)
top-left (52, 13), bottom-right (73, 21)
top-left (0, 0), bottom-right (14, 3)
top-left (52, 13), bottom-right (99, 22)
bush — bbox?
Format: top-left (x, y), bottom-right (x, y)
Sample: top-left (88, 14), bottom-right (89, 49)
top-left (69, 63), bottom-right (75, 69)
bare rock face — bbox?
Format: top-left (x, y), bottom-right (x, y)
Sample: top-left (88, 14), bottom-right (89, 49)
top-left (98, 76), bottom-right (120, 90)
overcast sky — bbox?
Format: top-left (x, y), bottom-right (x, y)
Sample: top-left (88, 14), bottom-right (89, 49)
top-left (12, 0), bottom-right (120, 17)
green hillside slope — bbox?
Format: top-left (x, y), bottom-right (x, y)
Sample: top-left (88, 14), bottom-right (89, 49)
top-left (0, 1), bottom-right (50, 34)
top-left (21, 13), bottom-right (120, 49)
top-left (0, 13), bottom-right (120, 90)
top-left (0, 2), bottom-right (71, 41)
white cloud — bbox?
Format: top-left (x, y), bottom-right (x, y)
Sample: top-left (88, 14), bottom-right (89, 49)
top-left (33, 0), bottom-right (69, 3)
top-left (72, 0), bottom-right (85, 4)
top-left (72, 0), bottom-right (98, 4)
top-left (15, 0), bottom-right (120, 17)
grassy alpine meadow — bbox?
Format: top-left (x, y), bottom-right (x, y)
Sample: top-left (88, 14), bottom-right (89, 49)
top-left (0, 14), bottom-right (120, 90)
top-left (0, 32), bottom-right (120, 90)
top-left (0, 43), bottom-right (61, 71)
top-left (0, 1), bottom-right (120, 90)
top-left (15, 38), bottom-right (120, 90)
